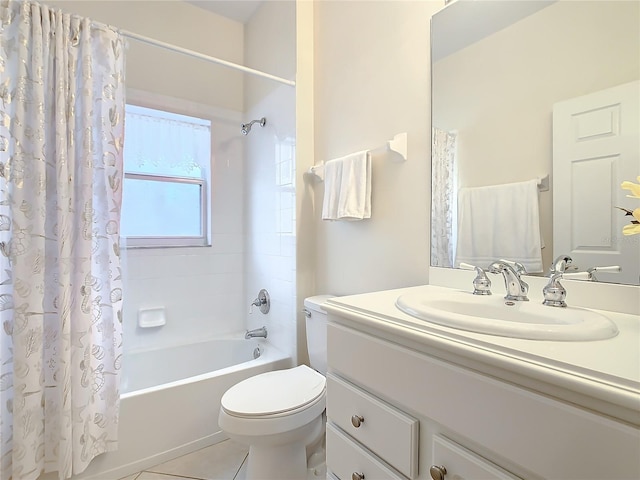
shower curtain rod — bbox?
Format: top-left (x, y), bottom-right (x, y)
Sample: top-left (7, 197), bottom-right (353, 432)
top-left (120, 29), bottom-right (296, 87)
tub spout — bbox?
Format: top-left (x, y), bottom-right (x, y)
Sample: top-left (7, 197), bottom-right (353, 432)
top-left (245, 326), bottom-right (268, 339)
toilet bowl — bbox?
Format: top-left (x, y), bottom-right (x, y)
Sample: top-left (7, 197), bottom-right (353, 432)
top-left (219, 365), bottom-right (326, 479)
top-left (218, 295), bottom-right (333, 480)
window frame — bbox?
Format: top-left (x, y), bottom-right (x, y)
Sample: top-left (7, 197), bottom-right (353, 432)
top-left (123, 172), bottom-right (209, 249)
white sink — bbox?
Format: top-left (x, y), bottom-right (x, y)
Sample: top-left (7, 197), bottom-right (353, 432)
top-left (395, 291), bottom-right (619, 341)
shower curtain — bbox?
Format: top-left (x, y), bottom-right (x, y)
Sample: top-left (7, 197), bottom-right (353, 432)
top-left (0, 2), bottom-right (125, 479)
top-left (431, 127), bottom-right (457, 268)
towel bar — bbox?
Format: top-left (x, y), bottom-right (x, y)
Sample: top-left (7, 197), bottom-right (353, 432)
top-left (386, 132), bottom-right (408, 162)
top-left (537, 174), bottom-right (549, 192)
top-left (308, 132), bottom-right (407, 181)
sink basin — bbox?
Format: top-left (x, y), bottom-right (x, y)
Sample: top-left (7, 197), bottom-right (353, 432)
top-left (395, 291), bottom-right (618, 341)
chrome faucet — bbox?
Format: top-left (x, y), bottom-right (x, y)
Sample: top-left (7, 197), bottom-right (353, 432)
top-left (245, 326), bottom-right (268, 339)
top-left (488, 260), bottom-right (529, 301)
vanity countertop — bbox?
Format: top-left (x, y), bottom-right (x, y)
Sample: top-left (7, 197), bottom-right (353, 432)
top-left (324, 284), bottom-right (640, 426)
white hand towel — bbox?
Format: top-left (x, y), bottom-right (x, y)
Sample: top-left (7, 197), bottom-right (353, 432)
top-left (322, 150), bottom-right (372, 221)
top-left (455, 179), bottom-right (544, 272)
top-left (322, 158), bottom-right (342, 220)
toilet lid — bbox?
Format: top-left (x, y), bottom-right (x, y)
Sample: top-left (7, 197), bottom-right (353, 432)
top-left (221, 365), bottom-right (326, 417)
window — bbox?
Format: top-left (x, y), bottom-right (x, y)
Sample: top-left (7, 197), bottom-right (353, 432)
top-left (121, 105), bottom-right (211, 247)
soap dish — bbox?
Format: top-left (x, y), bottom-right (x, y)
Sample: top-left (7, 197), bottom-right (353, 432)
top-left (138, 307), bottom-right (166, 328)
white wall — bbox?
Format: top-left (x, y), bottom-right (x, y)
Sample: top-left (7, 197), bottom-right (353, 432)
top-left (244, 1), bottom-right (298, 361)
top-left (294, 0), bottom-right (317, 365)
top-left (311, 0), bottom-right (440, 296)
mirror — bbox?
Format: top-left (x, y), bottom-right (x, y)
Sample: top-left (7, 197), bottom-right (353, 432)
top-left (431, 0), bottom-right (640, 285)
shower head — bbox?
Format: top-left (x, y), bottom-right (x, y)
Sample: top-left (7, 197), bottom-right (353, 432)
top-left (241, 117), bottom-right (266, 135)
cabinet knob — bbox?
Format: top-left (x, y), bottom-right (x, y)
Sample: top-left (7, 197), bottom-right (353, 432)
top-left (351, 414), bottom-right (365, 428)
top-left (429, 465), bottom-right (447, 480)
top-left (352, 473), bottom-right (365, 480)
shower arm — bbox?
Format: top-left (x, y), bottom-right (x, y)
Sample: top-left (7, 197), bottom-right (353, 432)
top-left (241, 117), bottom-right (266, 135)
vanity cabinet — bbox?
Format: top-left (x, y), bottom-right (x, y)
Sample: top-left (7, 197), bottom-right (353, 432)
top-left (326, 319), bottom-right (640, 480)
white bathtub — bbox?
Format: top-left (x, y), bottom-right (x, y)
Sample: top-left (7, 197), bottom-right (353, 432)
top-left (76, 337), bottom-right (292, 480)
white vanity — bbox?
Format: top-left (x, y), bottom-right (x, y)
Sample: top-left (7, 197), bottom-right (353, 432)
top-left (342, 1), bottom-right (640, 478)
top-left (322, 281), bottom-right (640, 480)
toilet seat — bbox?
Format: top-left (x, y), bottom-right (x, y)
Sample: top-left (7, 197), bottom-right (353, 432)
top-left (221, 365), bottom-right (326, 418)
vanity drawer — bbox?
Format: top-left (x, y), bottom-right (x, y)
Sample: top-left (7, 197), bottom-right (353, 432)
top-left (326, 422), bottom-right (407, 480)
top-left (431, 435), bottom-right (521, 480)
top-left (327, 373), bottom-right (419, 478)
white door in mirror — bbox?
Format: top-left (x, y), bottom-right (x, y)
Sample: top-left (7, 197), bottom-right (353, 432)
top-left (553, 80), bottom-right (640, 285)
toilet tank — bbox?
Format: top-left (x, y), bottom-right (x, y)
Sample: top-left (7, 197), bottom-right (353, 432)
top-left (304, 295), bottom-right (334, 375)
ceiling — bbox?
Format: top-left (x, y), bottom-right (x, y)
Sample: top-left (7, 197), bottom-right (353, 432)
top-left (432, 0), bottom-right (554, 62)
top-left (186, 0), bottom-right (263, 23)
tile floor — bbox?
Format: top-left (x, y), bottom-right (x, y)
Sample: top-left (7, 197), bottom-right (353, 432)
top-left (118, 439), bottom-right (249, 480)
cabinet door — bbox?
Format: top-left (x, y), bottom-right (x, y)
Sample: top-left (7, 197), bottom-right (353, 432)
top-left (432, 435), bottom-right (521, 480)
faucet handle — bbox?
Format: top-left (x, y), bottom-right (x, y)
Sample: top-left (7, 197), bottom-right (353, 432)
top-left (542, 273), bottom-right (567, 307)
top-left (563, 265), bottom-right (621, 282)
top-left (460, 263), bottom-right (492, 295)
top-left (249, 289), bottom-right (270, 314)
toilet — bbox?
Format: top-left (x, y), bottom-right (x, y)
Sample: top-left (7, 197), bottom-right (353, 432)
top-left (218, 295), bottom-right (333, 480)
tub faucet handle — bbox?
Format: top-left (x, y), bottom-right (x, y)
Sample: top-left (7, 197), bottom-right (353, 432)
top-left (249, 289), bottom-right (270, 314)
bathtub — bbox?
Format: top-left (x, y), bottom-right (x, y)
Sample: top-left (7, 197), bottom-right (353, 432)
top-left (77, 337), bottom-right (292, 480)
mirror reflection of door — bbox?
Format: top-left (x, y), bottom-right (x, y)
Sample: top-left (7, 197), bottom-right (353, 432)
top-left (430, 0), bottom-right (639, 284)
top-left (553, 80), bottom-right (640, 285)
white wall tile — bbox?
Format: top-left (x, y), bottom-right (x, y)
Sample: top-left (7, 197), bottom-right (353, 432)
top-left (241, 88), bottom-right (297, 358)
top-left (122, 105), bottom-right (246, 353)
top-left (119, 0), bottom-right (296, 360)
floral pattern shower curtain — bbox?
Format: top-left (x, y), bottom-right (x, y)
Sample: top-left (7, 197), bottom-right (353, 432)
top-left (431, 128), bottom-right (457, 268)
top-left (0, 1), bottom-right (125, 479)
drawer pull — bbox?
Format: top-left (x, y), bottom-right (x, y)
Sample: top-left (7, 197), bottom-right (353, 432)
top-left (351, 414), bottom-right (365, 428)
top-left (352, 473), bottom-right (365, 480)
top-left (429, 465), bottom-right (447, 480)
